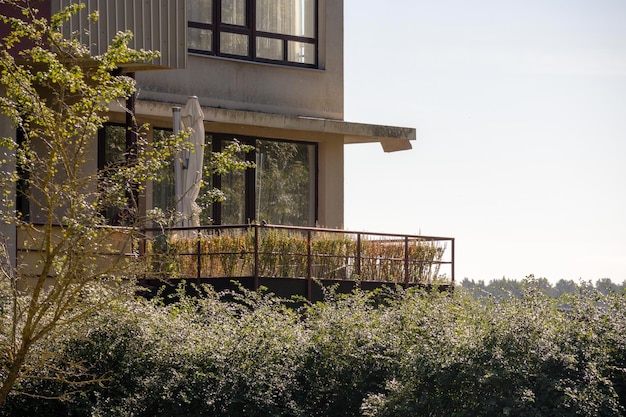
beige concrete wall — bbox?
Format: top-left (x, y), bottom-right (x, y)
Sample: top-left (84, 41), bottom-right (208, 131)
top-left (317, 139), bottom-right (344, 229)
top-left (136, 0), bottom-right (344, 120)
top-left (24, 127), bottom-right (99, 226)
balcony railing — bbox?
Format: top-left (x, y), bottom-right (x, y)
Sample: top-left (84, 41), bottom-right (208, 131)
top-left (16, 223), bottom-right (454, 300)
top-left (139, 224), bottom-right (455, 298)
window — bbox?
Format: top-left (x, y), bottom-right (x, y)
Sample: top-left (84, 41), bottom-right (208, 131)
top-left (150, 131), bottom-right (317, 226)
top-left (187, 0), bottom-right (318, 67)
top-left (16, 128), bottom-right (29, 221)
top-left (98, 124), bottom-right (127, 225)
top-left (255, 139), bottom-right (316, 226)
top-left (151, 128), bottom-right (177, 217)
top-left (99, 125), bottom-right (317, 227)
top-left (211, 135), bottom-right (317, 226)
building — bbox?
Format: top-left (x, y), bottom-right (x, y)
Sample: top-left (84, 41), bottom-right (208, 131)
top-left (0, 0), bottom-right (417, 271)
top-left (0, 0), bottom-right (454, 297)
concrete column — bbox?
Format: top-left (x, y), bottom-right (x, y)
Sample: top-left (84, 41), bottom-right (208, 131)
top-left (317, 139), bottom-right (344, 229)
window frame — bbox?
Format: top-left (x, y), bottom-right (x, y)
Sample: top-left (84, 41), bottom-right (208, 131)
top-left (188, 0), bottom-right (319, 68)
top-left (212, 134), bottom-right (318, 226)
top-left (99, 124), bottom-right (319, 227)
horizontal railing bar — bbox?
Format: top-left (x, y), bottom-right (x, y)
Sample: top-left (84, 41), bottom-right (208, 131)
top-left (141, 223), bottom-right (454, 242)
top-left (19, 223), bottom-right (454, 289)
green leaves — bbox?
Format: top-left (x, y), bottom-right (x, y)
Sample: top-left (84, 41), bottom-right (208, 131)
top-left (0, 2), bottom-right (176, 406)
top-left (1, 283), bottom-right (626, 416)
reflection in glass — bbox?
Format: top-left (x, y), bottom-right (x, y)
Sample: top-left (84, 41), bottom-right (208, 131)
top-left (220, 32), bottom-right (249, 56)
top-left (100, 125), bottom-right (127, 224)
top-left (288, 41), bottom-right (314, 64)
top-left (187, 0), bottom-right (213, 24)
top-left (148, 132), bottom-right (316, 227)
top-left (256, 140), bottom-right (315, 226)
top-left (103, 125), bottom-right (126, 166)
top-left (256, 0), bottom-right (315, 37)
top-left (188, 27), bottom-right (213, 52)
top-left (222, 0), bottom-right (246, 25)
top-left (196, 135), bottom-right (214, 225)
top-left (152, 128), bottom-right (176, 214)
top-left (256, 37), bottom-right (283, 60)
top-left (219, 140), bottom-right (247, 224)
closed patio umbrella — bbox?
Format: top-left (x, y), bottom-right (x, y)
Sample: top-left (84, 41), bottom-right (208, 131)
top-left (179, 96), bottom-right (205, 230)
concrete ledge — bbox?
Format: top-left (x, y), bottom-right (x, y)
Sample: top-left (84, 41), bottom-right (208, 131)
top-left (125, 100), bottom-right (415, 152)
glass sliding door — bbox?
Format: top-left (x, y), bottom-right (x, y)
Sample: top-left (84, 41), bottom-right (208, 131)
top-left (255, 139), bottom-right (316, 226)
top-left (106, 127), bottom-right (318, 227)
top-left (98, 124), bottom-right (128, 225)
top-left (152, 128), bottom-right (176, 215)
top-left (152, 129), bottom-right (219, 225)
top-left (217, 139), bottom-right (248, 224)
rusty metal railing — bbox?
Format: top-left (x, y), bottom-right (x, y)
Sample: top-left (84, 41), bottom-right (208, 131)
top-left (139, 224), bottom-right (455, 295)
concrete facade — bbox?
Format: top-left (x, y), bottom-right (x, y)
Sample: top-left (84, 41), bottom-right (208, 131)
top-left (1, 0), bottom-right (416, 234)
top-left (137, 0), bottom-right (342, 120)
top-left (124, 0), bottom-right (412, 229)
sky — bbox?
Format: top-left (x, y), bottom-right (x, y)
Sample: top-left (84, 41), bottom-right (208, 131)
top-left (343, 0), bottom-right (626, 284)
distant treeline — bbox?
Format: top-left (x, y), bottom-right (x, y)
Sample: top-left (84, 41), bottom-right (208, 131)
top-left (460, 275), bottom-right (626, 298)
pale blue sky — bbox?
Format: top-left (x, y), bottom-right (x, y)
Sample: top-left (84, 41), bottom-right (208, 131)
top-left (343, 0), bottom-right (626, 283)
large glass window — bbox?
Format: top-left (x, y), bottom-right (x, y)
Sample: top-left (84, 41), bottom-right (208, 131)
top-left (188, 0), bottom-right (318, 67)
top-left (100, 125), bottom-right (317, 227)
top-left (152, 128), bottom-right (177, 216)
top-left (152, 128), bottom-right (219, 225)
top-left (215, 138), bottom-right (247, 225)
top-left (212, 135), bottom-right (317, 226)
top-left (98, 124), bottom-right (127, 225)
top-left (255, 139), bottom-right (316, 226)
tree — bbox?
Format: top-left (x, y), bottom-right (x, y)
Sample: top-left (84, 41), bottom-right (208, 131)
top-left (0, 1), bottom-right (177, 404)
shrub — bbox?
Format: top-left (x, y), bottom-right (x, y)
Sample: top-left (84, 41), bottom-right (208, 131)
top-left (2, 282), bottom-right (625, 417)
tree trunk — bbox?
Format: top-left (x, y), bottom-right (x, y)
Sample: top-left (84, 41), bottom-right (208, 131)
top-left (0, 344), bottom-right (29, 405)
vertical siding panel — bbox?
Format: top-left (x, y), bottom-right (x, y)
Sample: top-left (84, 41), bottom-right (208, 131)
top-left (51, 0), bottom-right (186, 69)
top-left (161, 0), bottom-right (168, 64)
top-left (144, 0), bottom-right (153, 61)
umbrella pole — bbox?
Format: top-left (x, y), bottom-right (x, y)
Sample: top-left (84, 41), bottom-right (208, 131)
top-left (173, 107), bottom-right (183, 225)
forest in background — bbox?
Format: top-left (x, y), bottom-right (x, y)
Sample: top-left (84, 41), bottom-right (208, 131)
top-left (460, 275), bottom-right (626, 298)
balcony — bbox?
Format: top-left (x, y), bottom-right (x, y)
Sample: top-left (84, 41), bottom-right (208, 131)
top-left (16, 223), bottom-right (454, 301)
top-left (139, 224), bottom-right (455, 300)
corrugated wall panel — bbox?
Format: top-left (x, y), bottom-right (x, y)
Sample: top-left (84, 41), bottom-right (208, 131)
top-left (52, 0), bottom-right (186, 70)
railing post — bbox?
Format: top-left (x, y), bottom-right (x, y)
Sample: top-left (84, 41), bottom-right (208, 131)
top-left (196, 228), bottom-right (201, 285)
top-left (404, 236), bottom-right (409, 288)
top-left (140, 229), bottom-right (147, 279)
top-left (307, 229), bottom-right (312, 301)
top-left (254, 224), bottom-right (259, 291)
top-left (451, 238), bottom-right (455, 285)
top-left (356, 233), bottom-right (362, 278)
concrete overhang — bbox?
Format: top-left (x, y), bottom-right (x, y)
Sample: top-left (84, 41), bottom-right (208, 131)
top-left (125, 100), bottom-right (415, 153)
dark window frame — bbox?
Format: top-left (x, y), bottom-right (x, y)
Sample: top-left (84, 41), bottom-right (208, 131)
top-left (188, 0), bottom-right (319, 68)
top-left (16, 128), bottom-right (29, 221)
top-left (212, 134), bottom-right (318, 226)
top-left (97, 123), bottom-right (130, 225)
top-left (99, 124), bottom-right (319, 226)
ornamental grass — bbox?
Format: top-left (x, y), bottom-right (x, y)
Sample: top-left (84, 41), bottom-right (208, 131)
top-left (144, 227), bottom-right (447, 283)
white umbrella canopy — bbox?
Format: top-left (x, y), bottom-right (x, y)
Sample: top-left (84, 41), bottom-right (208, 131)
top-left (179, 96), bottom-right (205, 228)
